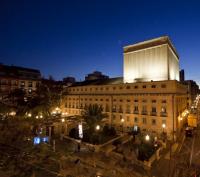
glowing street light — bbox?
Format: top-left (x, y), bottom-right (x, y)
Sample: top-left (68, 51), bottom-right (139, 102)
top-left (40, 115), bottom-right (43, 118)
top-left (145, 134), bottom-right (150, 141)
top-left (96, 125), bottom-right (100, 131)
top-left (28, 113), bottom-right (32, 117)
top-left (162, 123), bottom-right (166, 129)
top-left (36, 115), bottom-right (39, 119)
top-left (61, 118), bottom-right (65, 122)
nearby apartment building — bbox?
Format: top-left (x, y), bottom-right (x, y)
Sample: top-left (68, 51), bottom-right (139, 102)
top-left (0, 64), bottom-right (41, 100)
top-left (61, 36), bottom-right (188, 138)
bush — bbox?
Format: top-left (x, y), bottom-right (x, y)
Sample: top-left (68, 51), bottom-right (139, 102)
top-left (103, 125), bottom-right (116, 136)
top-left (137, 143), bottom-right (155, 161)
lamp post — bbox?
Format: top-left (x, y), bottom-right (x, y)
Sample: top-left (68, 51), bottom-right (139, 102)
top-left (121, 118), bottom-right (124, 133)
top-left (145, 134), bottom-right (150, 141)
top-left (162, 123), bottom-right (166, 133)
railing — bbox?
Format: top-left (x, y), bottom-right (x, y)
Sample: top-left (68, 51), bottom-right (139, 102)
top-left (134, 110), bottom-right (139, 114)
top-left (160, 112), bottom-right (167, 117)
top-left (141, 111), bottom-right (148, 115)
top-left (151, 112), bottom-right (157, 116)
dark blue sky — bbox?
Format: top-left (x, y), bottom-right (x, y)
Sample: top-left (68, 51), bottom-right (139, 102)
top-left (1, 0), bottom-right (200, 83)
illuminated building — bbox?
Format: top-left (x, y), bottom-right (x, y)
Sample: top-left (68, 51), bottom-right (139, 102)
top-left (123, 36), bottom-right (180, 83)
top-left (61, 36), bottom-right (188, 138)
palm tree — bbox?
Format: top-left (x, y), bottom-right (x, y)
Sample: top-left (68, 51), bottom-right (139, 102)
top-left (82, 104), bottom-right (107, 132)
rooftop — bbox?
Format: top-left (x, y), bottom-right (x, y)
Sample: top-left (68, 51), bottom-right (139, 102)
top-left (123, 36), bottom-right (179, 59)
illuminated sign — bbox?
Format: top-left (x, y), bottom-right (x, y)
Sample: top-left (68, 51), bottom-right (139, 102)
top-left (78, 124), bottom-right (83, 139)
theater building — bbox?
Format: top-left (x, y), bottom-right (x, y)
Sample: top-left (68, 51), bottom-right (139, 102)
top-left (61, 36), bottom-right (188, 138)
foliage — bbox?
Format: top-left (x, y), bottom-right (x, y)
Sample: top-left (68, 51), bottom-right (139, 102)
top-left (103, 125), bottom-right (116, 136)
top-left (137, 142), bottom-right (155, 161)
top-left (82, 104), bottom-right (107, 132)
top-left (69, 128), bottom-right (79, 139)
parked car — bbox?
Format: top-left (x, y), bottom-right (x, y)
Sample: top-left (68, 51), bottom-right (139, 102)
top-left (185, 127), bottom-right (193, 137)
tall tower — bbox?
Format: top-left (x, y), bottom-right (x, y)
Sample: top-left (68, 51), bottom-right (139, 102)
top-left (123, 36), bottom-right (180, 83)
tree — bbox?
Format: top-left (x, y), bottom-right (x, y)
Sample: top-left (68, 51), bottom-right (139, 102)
top-left (82, 104), bottom-right (107, 132)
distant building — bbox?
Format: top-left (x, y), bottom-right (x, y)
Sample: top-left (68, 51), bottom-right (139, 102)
top-left (0, 64), bottom-right (41, 99)
top-left (182, 80), bottom-right (199, 106)
top-left (123, 36), bottom-right (180, 83)
top-left (180, 69), bottom-right (185, 82)
top-left (63, 77), bottom-right (76, 86)
top-left (85, 71), bottom-right (109, 81)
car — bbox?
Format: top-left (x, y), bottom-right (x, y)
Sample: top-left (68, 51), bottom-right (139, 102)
top-left (185, 127), bottom-right (193, 137)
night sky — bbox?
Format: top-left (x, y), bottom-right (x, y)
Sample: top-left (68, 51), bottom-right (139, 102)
top-left (1, 0), bottom-right (200, 83)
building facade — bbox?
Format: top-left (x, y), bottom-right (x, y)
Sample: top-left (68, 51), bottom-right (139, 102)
top-left (61, 80), bottom-right (187, 137)
top-left (123, 36), bottom-right (180, 83)
top-left (0, 64), bottom-right (41, 100)
top-left (61, 36), bottom-right (188, 138)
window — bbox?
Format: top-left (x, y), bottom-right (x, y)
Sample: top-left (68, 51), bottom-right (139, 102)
top-left (162, 119), bottom-right (166, 125)
top-left (100, 87), bottom-right (103, 90)
top-left (95, 99), bottom-right (98, 101)
top-left (162, 100), bottom-right (167, 103)
top-left (126, 105), bottom-right (130, 114)
top-left (119, 105), bottom-right (123, 113)
top-left (127, 99), bottom-right (130, 102)
top-left (112, 115), bottom-right (116, 120)
top-left (100, 99), bottom-right (103, 101)
top-left (126, 86), bottom-right (130, 89)
top-left (106, 104), bottom-right (110, 112)
top-left (112, 105), bottom-right (117, 112)
top-left (152, 100), bottom-right (156, 103)
top-left (28, 81), bottom-right (32, 87)
top-left (142, 118), bottom-right (147, 124)
top-left (152, 85), bottom-right (156, 88)
top-left (134, 117), bottom-right (138, 123)
top-left (127, 116), bottom-right (130, 122)
top-left (134, 86), bottom-right (138, 89)
top-left (161, 84), bottom-right (166, 88)
top-left (119, 87), bottom-right (123, 89)
top-left (142, 106), bottom-right (147, 115)
top-left (85, 98), bottom-right (87, 101)
top-left (161, 107), bottom-right (166, 113)
top-left (106, 87), bottom-right (109, 90)
top-left (106, 99), bottom-right (109, 102)
top-left (143, 85), bottom-right (146, 88)
top-left (85, 88), bottom-right (87, 91)
top-left (120, 99), bottom-right (123, 102)
top-left (134, 99), bottom-right (138, 102)
top-left (152, 107), bottom-right (156, 112)
top-left (152, 119), bottom-right (156, 125)
top-left (96, 88), bottom-right (98, 91)
top-left (113, 99), bottom-right (116, 102)
top-left (113, 87), bottom-right (116, 90)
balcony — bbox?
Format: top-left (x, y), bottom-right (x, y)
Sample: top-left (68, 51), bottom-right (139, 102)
top-left (112, 109), bottom-right (116, 113)
top-left (126, 110), bottom-right (131, 114)
top-left (133, 110), bottom-right (139, 114)
top-left (151, 112), bottom-right (157, 116)
top-left (160, 112), bottom-right (167, 117)
top-left (141, 111), bottom-right (148, 115)
top-left (118, 109), bottom-right (123, 113)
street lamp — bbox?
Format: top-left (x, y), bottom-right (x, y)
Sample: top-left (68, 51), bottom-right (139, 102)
top-left (96, 125), bottom-right (100, 131)
top-left (61, 118), bottom-right (65, 123)
top-left (40, 115), bottom-right (43, 119)
top-left (145, 134), bottom-right (150, 141)
top-left (121, 118), bottom-right (124, 133)
top-left (28, 113), bottom-right (32, 117)
top-left (36, 115), bottom-right (39, 119)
